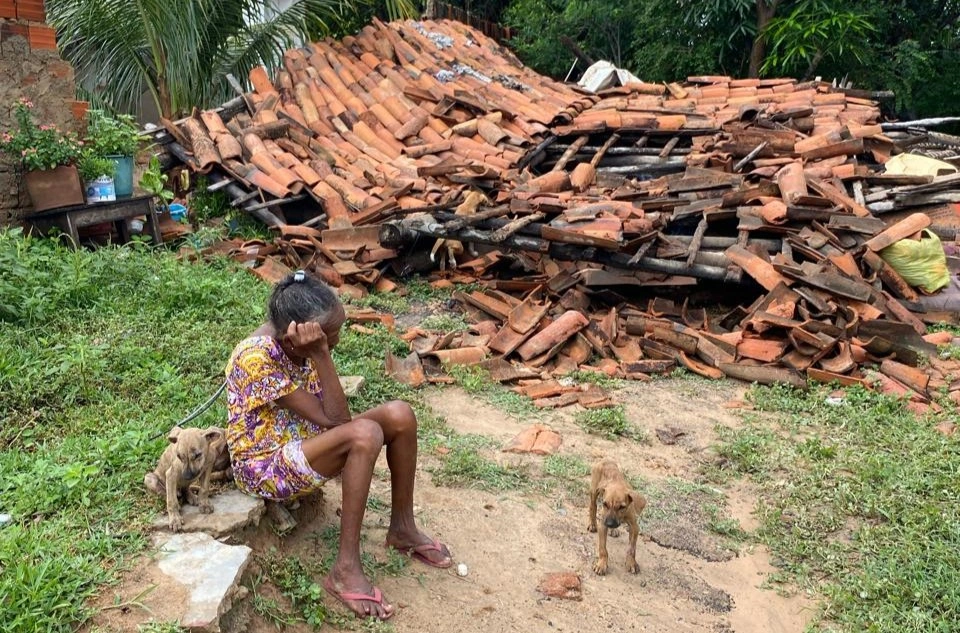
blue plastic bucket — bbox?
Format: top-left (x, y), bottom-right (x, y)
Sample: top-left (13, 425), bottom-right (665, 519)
top-left (169, 203), bottom-right (188, 222)
top-left (108, 155), bottom-right (134, 197)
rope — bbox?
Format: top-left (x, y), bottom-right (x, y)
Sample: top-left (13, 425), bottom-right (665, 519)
top-left (149, 380), bottom-right (227, 441)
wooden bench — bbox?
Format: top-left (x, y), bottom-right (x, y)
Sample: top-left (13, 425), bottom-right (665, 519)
top-left (24, 194), bottom-right (162, 248)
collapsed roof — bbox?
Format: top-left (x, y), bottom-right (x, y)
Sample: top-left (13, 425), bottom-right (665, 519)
top-left (152, 19), bottom-right (960, 401)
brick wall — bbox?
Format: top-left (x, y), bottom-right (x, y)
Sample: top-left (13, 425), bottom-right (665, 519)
top-left (0, 0), bottom-right (83, 224)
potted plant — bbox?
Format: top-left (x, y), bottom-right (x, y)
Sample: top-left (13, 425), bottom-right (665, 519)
top-left (0, 98), bottom-right (84, 212)
top-left (77, 150), bottom-right (117, 203)
top-left (85, 110), bottom-right (142, 197)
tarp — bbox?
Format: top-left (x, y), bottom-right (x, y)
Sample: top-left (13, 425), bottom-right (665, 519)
top-left (577, 60), bottom-right (646, 93)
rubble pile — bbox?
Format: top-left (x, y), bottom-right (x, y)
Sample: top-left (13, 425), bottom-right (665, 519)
top-left (154, 19), bottom-right (960, 407)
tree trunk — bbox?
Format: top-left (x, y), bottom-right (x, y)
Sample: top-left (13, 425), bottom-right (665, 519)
top-left (748, 0), bottom-right (780, 78)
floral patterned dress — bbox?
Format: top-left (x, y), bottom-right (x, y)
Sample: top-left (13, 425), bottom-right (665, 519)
top-left (224, 336), bottom-right (328, 500)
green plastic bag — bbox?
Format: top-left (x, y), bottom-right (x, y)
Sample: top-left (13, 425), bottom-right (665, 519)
top-left (879, 229), bottom-right (951, 294)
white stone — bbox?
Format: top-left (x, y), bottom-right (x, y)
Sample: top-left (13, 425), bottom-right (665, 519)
top-left (151, 488), bottom-right (265, 538)
top-left (154, 531), bottom-right (251, 632)
top-left (340, 375), bottom-right (365, 397)
top-left (457, 563), bottom-right (469, 577)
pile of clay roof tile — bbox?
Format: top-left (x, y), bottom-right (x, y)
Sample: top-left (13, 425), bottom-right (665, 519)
top-left (155, 18), bottom-right (960, 408)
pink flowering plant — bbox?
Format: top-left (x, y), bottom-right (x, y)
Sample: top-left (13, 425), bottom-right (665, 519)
top-left (0, 98), bottom-right (81, 171)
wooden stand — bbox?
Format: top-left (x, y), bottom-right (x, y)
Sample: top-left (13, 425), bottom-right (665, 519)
top-left (23, 194), bottom-right (162, 249)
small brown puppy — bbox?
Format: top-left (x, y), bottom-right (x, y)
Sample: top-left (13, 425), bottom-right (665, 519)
top-left (587, 458), bottom-right (646, 575)
top-left (144, 426), bottom-right (231, 532)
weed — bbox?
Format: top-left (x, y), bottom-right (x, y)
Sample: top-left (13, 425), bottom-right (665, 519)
top-left (343, 291), bottom-right (410, 315)
top-left (542, 454), bottom-right (590, 499)
top-left (137, 624), bottom-right (188, 633)
top-left (574, 406), bottom-right (647, 442)
top-left (419, 313), bottom-right (469, 333)
top-left (447, 365), bottom-right (541, 418)
top-left (704, 504), bottom-right (749, 541)
top-left (428, 444), bottom-right (530, 491)
top-left (189, 177), bottom-right (231, 224)
top-left (564, 369), bottom-right (623, 390)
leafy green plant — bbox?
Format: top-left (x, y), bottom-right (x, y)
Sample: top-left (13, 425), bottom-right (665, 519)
top-left (76, 150), bottom-right (116, 182)
top-left (189, 177), bottom-right (231, 224)
top-left (0, 98), bottom-right (82, 171)
top-left (85, 109), bottom-right (142, 157)
top-left (139, 155), bottom-right (175, 210)
top-left (47, 0), bottom-right (417, 118)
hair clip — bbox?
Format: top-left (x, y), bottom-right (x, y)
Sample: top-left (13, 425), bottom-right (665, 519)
top-left (293, 270), bottom-right (306, 282)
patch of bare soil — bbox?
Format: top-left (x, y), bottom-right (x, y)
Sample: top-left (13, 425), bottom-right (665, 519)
top-left (94, 377), bottom-right (813, 633)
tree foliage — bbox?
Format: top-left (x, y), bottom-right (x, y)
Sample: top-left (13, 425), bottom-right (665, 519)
top-left (47, 0), bottom-right (418, 118)
top-left (501, 0), bottom-right (960, 117)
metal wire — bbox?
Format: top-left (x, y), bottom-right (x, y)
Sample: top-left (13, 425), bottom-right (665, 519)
top-left (149, 380), bottom-right (227, 441)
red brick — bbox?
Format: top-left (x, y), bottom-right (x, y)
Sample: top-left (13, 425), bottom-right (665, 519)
top-left (69, 100), bottom-right (88, 121)
top-left (0, 0), bottom-right (17, 19)
top-left (27, 23), bottom-right (55, 50)
top-left (16, 0), bottom-right (45, 22)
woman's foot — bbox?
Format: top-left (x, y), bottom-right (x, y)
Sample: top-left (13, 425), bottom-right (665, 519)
top-left (323, 566), bottom-right (395, 620)
top-left (385, 529), bottom-right (453, 568)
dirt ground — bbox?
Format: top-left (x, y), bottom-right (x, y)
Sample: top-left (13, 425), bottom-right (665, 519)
top-left (91, 377), bottom-right (815, 633)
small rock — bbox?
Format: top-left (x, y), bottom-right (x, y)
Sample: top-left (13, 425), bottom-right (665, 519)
top-left (0, 513), bottom-right (11, 527)
top-left (457, 563), bottom-right (469, 577)
top-left (655, 426), bottom-right (687, 445)
top-left (537, 571), bottom-right (582, 601)
top-left (339, 375), bottom-right (365, 398)
top-left (935, 421), bottom-right (957, 437)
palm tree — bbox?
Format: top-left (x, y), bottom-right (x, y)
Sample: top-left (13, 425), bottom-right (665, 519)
top-left (46, 0), bottom-right (418, 119)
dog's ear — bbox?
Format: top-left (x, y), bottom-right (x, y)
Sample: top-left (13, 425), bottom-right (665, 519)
top-left (627, 490), bottom-right (642, 508)
top-left (167, 427), bottom-right (181, 444)
top-left (204, 428), bottom-right (224, 443)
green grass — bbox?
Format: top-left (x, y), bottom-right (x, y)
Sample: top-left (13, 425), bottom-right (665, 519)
top-left (714, 383), bottom-right (960, 632)
top-left (0, 230), bottom-right (423, 633)
top-left (253, 527), bottom-right (408, 630)
top-left (0, 230), bottom-right (270, 632)
top-left (419, 313), bottom-right (470, 333)
top-left (574, 405), bottom-right (647, 442)
top-left (446, 365), bottom-right (541, 418)
top-left (428, 442), bottom-right (531, 491)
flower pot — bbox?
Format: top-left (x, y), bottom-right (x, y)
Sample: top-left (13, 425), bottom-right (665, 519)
top-left (24, 164), bottom-right (85, 212)
top-left (108, 155), bottom-right (134, 197)
top-left (85, 175), bottom-right (116, 203)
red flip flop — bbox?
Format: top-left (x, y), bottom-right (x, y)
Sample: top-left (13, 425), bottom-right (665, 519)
top-left (322, 576), bottom-right (395, 621)
top-left (392, 539), bottom-right (453, 569)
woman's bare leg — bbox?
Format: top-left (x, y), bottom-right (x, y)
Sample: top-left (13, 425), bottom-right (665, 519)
top-left (300, 418), bottom-right (393, 619)
top-left (354, 401), bottom-right (452, 565)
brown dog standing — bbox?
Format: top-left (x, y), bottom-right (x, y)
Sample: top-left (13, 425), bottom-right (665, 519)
top-left (587, 459), bottom-right (646, 575)
top-left (144, 426), bottom-right (230, 532)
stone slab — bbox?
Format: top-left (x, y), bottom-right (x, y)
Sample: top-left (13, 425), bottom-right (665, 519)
top-left (152, 488), bottom-right (265, 537)
top-left (153, 531), bottom-right (251, 632)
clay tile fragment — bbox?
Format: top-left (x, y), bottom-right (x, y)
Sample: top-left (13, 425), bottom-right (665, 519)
top-left (537, 572), bottom-right (582, 601)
